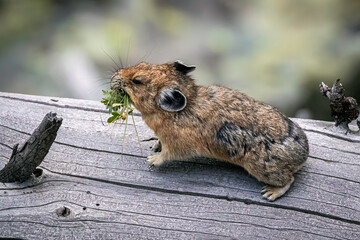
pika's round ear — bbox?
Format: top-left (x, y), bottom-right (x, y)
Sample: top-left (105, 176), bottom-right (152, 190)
top-left (174, 60), bottom-right (196, 75)
top-left (159, 88), bottom-right (187, 112)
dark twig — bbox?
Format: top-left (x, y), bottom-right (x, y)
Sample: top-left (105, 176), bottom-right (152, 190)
top-left (319, 79), bottom-right (359, 134)
top-left (0, 112), bottom-right (62, 183)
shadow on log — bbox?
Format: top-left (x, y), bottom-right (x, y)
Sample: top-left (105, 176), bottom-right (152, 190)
top-left (0, 112), bottom-right (62, 183)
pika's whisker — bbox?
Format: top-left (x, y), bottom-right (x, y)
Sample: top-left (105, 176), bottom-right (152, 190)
top-left (102, 48), bottom-right (122, 71)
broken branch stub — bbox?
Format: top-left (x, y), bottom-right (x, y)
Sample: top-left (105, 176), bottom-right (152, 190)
top-left (0, 112), bottom-right (62, 183)
top-left (319, 79), bottom-right (359, 132)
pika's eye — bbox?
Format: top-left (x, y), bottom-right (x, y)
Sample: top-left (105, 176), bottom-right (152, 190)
top-left (132, 77), bottom-right (142, 84)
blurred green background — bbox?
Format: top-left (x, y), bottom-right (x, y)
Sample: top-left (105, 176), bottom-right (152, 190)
top-left (0, 0), bottom-right (359, 120)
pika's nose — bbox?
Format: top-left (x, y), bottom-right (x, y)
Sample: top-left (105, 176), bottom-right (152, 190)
top-left (110, 73), bottom-right (122, 90)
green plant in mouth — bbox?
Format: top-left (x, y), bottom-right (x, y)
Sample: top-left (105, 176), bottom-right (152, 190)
top-left (101, 90), bottom-right (142, 153)
top-left (101, 89), bottom-right (134, 123)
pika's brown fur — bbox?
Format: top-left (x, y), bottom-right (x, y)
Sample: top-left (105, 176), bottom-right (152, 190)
top-left (110, 61), bottom-right (309, 201)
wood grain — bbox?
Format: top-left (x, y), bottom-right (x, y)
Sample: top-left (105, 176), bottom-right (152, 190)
top-left (0, 92), bottom-right (359, 240)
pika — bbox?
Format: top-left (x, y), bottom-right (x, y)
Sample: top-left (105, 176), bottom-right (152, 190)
top-left (110, 60), bottom-right (309, 201)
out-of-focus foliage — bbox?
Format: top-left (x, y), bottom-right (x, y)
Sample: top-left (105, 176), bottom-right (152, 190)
top-left (0, 0), bottom-right (359, 120)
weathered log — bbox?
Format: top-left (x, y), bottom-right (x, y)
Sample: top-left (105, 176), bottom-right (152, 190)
top-left (0, 112), bottom-right (62, 182)
top-left (0, 92), bottom-right (359, 240)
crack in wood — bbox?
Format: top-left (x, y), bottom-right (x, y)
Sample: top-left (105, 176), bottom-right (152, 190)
top-left (0, 179), bottom-right (83, 191)
top-left (309, 155), bottom-right (360, 166)
top-left (0, 124), bottom-right (30, 136)
top-left (54, 141), bottom-right (146, 159)
top-left (275, 193), bottom-right (360, 214)
top-left (0, 123), bottom-right (146, 159)
top-left (0, 220), bottom-right (81, 229)
top-left (0, 95), bottom-right (108, 114)
top-left (298, 181), bottom-right (360, 200)
top-left (304, 129), bottom-right (360, 143)
top-left (302, 170), bottom-right (360, 184)
top-left (0, 142), bottom-right (12, 149)
top-left (182, 216), bottom-right (345, 240)
top-left (43, 158), bottom-right (150, 174)
top-left (40, 166), bottom-right (360, 226)
top-left (120, 207), bottom-right (346, 239)
top-left (0, 200), bottom-right (72, 213)
top-left (61, 218), bottom-right (237, 238)
top-left (311, 143), bottom-right (360, 156)
top-left (0, 95), bottom-right (142, 117)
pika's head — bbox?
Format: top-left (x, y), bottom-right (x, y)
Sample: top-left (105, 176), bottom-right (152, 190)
top-left (110, 61), bottom-right (196, 114)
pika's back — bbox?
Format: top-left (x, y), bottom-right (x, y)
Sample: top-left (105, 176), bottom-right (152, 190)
top-left (180, 85), bottom-right (309, 166)
top-left (210, 86), bottom-right (294, 139)
top-left (190, 86), bottom-right (296, 139)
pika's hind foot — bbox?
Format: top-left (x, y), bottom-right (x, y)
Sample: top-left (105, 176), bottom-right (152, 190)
top-left (261, 176), bottom-right (294, 201)
top-left (147, 154), bottom-right (165, 167)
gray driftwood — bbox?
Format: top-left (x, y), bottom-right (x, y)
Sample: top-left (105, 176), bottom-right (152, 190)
top-left (0, 92), bottom-right (359, 240)
top-left (0, 112), bottom-right (62, 183)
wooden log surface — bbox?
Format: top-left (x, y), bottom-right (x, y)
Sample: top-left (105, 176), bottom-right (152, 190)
top-left (0, 92), bottom-right (359, 240)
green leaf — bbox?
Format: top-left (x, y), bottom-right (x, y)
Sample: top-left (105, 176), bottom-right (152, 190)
top-left (111, 112), bottom-right (120, 117)
top-left (107, 115), bottom-right (119, 123)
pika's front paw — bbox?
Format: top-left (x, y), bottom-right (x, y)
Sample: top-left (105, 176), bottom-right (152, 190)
top-left (147, 155), bottom-right (165, 167)
top-left (151, 140), bottom-right (162, 153)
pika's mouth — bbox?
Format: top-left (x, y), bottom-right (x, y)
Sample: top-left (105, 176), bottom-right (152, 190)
top-left (110, 73), bottom-right (126, 91)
